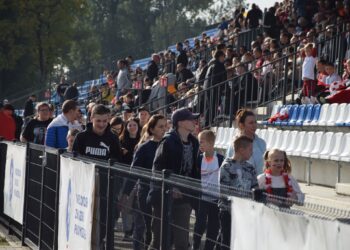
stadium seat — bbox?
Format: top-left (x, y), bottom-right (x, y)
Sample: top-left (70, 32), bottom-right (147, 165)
top-left (260, 104), bottom-right (282, 125)
top-left (335, 104), bottom-right (350, 126)
top-left (318, 132), bottom-right (335, 160)
top-left (290, 104), bottom-right (306, 126)
top-left (325, 103), bottom-right (340, 126)
top-left (274, 105), bottom-right (293, 126)
top-left (291, 131), bottom-right (308, 156)
top-left (296, 131), bottom-right (315, 157)
top-left (340, 134), bottom-right (350, 162)
top-left (217, 127), bottom-right (230, 149)
top-left (285, 130), bottom-right (299, 155)
top-left (307, 132), bottom-right (325, 158)
top-left (264, 129), bottom-right (276, 149)
top-left (279, 130), bottom-right (291, 151)
top-left (304, 104), bottom-right (321, 126)
top-left (269, 130), bottom-right (283, 149)
top-left (283, 104), bottom-right (300, 126)
top-left (330, 133), bottom-right (349, 161)
top-left (325, 132), bottom-right (345, 160)
top-left (314, 103), bottom-right (330, 126)
top-left (214, 127), bottom-right (224, 148)
top-left (259, 129), bottom-right (267, 140)
top-left (223, 128), bottom-right (235, 149)
top-left (255, 129), bottom-right (261, 137)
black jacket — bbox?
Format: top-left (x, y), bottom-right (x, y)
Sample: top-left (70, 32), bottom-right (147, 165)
top-left (177, 50), bottom-right (188, 67)
top-left (203, 60), bottom-right (227, 90)
top-left (23, 99), bottom-right (34, 118)
top-left (147, 60), bottom-right (159, 82)
top-left (64, 85), bottom-right (79, 101)
top-left (72, 123), bottom-right (122, 161)
top-left (148, 129), bottom-right (200, 206)
top-left (177, 68), bottom-right (194, 83)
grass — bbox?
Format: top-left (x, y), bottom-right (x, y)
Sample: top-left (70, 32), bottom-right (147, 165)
top-left (0, 236), bottom-right (9, 246)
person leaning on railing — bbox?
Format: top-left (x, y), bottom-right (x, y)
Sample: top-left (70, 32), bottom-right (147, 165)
top-left (148, 108), bottom-right (200, 250)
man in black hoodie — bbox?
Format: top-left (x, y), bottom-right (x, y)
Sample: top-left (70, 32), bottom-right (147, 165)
top-left (149, 107), bottom-right (200, 250)
top-left (203, 50), bottom-right (227, 125)
top-left (72, 104), bottom-right (121, 249)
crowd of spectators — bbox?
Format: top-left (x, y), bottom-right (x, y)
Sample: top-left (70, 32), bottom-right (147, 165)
top-left (43, 0), bottom-right (350, 128)
top-left (1, 1), bottom-right (350, 249)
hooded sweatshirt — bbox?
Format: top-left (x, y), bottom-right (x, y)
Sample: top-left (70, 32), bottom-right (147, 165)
top-left (72, 123), bottom-right (121, 161)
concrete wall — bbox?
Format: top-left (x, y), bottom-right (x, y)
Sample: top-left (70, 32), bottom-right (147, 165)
top-left (290, 156), bottom-right (350, 187)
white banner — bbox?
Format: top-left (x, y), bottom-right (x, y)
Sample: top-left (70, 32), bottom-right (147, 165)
top-left (231, 197), bottom-right (350, 250)
top-left (58, 156), bottom-right (95, 250)
top-left (3, 143), bottom-right (26, 224)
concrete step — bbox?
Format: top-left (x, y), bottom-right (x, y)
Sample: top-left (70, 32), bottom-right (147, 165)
top-left (336, 183), bottom-right (350, 196)
top-left (300, 183), bottom-right (350, 210)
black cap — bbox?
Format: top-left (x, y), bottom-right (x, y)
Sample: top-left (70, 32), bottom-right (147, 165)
top-left (171, 108), bottom-right (200, 126)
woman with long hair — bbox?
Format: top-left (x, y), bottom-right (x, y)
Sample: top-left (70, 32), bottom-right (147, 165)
top-left (121, 114), bottom-right (167, 250)
top-left (119, 117), bottom-right (141, 240)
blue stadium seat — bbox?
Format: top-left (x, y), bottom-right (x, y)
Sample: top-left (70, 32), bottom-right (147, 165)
top-left (304, 104), bottom-right (321, 126)
top-left (295, 104), bottom-right (315, 126)
top-left (287, 104), bottom-right (304, 126)
top-left (294, 104), bottom-right (308, 126)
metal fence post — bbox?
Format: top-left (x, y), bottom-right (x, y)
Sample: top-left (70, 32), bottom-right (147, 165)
top-left (21, 142), bottom-right (30, 246)
top-left (53, 149), bottom-right (64, 250)
top-left (282, 57), bottom-right (288, 105)
top-left (160, 169), bottom-right (172, 250)
top-left (105, 159), bottom-right (115, 249)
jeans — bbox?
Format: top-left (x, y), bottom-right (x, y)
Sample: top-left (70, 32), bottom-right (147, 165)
top-left (193, 200), bottom-right (220, 250)
top-left (219, 210), bottom-right (231, 250)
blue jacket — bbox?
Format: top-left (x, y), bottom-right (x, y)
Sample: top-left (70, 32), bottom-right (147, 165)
top-left (45, 114), bottom-right (70, 149)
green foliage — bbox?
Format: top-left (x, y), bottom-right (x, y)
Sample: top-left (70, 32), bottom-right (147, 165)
top-left (0, 0), bottom-right (218, 105)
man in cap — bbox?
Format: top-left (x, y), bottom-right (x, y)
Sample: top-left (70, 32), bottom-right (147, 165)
top-left (148, 107), bottom-right (200, 250)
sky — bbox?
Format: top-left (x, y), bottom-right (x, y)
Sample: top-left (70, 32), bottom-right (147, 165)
top-left (246, 0), bottom-right (283, 10)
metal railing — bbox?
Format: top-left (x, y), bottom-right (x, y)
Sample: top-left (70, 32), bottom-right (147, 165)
top-left (0, 140), bottom-right (350, 250)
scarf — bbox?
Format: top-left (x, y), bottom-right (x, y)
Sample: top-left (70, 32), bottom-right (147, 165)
top-left (265, 168), bottom-right (293, 197)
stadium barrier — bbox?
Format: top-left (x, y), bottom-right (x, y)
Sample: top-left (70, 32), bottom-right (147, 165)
top-left (0, 140), bottom-right (350, 250)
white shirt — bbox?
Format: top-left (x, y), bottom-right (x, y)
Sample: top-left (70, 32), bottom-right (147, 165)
top-left (257, 173), bottom-right (305, 203)
top-left (302, 56), bottom-right (317, 80)
top-left (201, 152), bottom-right (220, 201)
top-left (325, 73), bottom-right (341, 85)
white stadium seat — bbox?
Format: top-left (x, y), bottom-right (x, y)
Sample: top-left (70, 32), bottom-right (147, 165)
top-left (285, 131), bottom-right (299, 155)
top-left (315, 103), bottom-right (330, 126)
top-left (326, 132), bottom-right (345, 160)
top-left (334, 103), bottom-right (348, 126)
top-left (293, 131), bottom-right (315, 156)
top-left (214, 127), bottom-right (224, 148)
top-left (269, 130), bottom-right (283, 149)
top-left (307, 131), bottom-right (325, 158)
top-left (290, 131), bottom-right (307, 156)
top-left (279, 130), bottom-right (291, 151)
top-left (295, 131), bottom-right (315, 157)
top-left (265, 129), bottom-right (276, 150)
top-left (339, 134), bottom-right (350, 162)
top-left (325, 103), bottom-right (340, 126)
top-left (318, 132), bottom-right (335, 160)
top-left (217, 127), bottom-right (230, 149)
top-left (223, 128), bottom-right (235, 149)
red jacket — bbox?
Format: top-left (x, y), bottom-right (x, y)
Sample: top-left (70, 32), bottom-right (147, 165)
top-left (0, 112), bottom-right (16, 140)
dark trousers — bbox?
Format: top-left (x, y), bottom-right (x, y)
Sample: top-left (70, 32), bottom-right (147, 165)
top-left (193, 200), bottom-right (220, 250)
top-left (133, 193), bottom-right (152, 250)
top-left (219, 210), bottom-right (231, 250)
